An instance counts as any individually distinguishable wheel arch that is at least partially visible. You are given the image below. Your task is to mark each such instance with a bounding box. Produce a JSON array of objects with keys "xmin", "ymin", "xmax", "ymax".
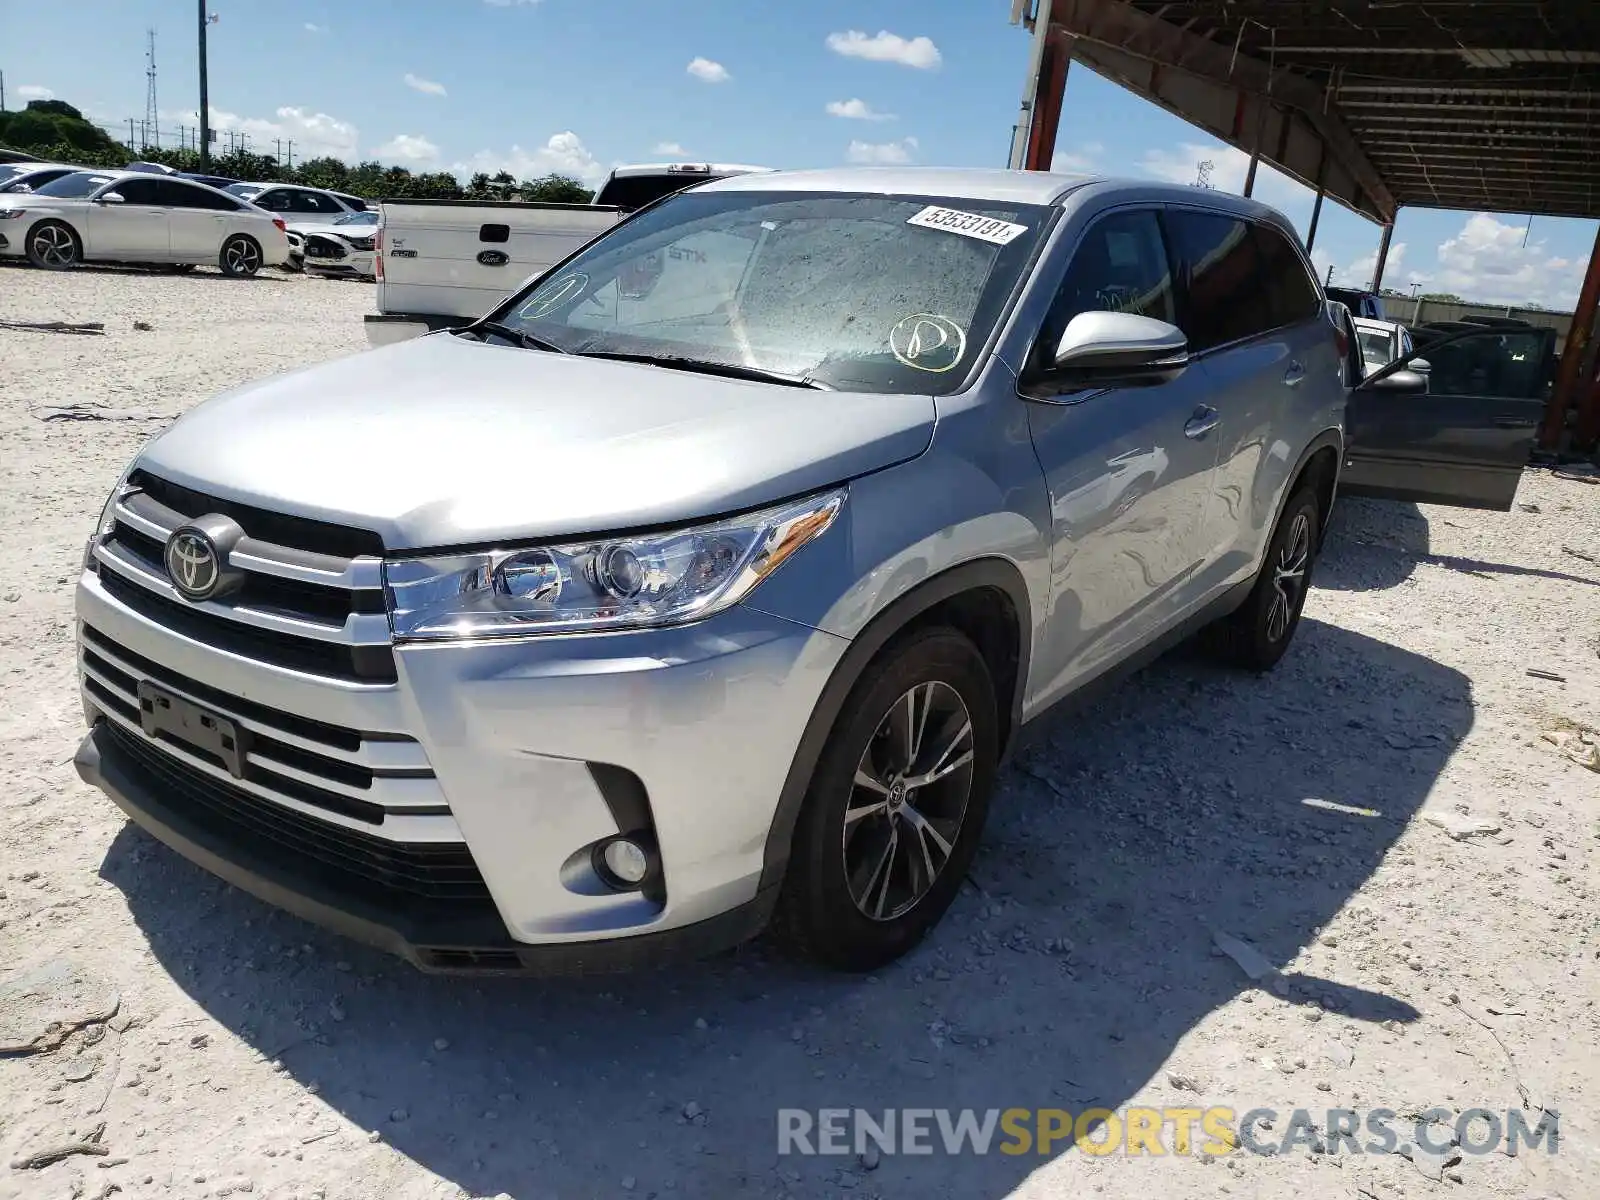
[
  {"xmin": 758, "ymin": 557, "xmax": 1031, "ymax": 894},
  {"xmin": 1286, "ymin": 430, "xmax": 1344, "ymax": 534}
]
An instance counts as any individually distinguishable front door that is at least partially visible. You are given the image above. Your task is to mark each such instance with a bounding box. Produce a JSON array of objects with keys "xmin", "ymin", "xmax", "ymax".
[
  {"xmin": 85, "ymin": 176, "xmax": 169, "ymax": 259},
  {"xmin": 1022, "ymin": 207, "xmax": 1222, "ymax": 701},
  {"xmin": 1342, "ymin": 324, "xmax": 1552, "ymax": 510}
]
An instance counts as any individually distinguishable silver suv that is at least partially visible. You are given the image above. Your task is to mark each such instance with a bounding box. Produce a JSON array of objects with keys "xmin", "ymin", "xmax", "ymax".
[{"xmin": 73, "ymin": 168, "xmax": 1534, "ymax": 974}]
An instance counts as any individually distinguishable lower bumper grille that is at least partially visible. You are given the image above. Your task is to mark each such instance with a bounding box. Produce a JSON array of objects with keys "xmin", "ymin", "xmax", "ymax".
[{"xmin": 103, "ymin": 721, "xmax": 491, "ymax": 903}]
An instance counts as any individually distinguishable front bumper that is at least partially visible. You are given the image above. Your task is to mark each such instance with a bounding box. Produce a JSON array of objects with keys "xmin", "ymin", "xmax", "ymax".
[
  {"xmin": 306, "ymin": 249, "xmax": 374, "ymax": 277},
  {"xmin": 75, "ymin": 569, "xmax": 847, "ymax": 972}
]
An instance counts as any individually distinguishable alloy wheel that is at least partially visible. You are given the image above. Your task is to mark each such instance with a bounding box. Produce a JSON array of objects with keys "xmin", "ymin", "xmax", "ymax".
[
  {"xmin": 1267, "ymin": 512, "xmax": 1312, "ymax": 642},
  {"xmin": 225, "ymin": 238, "xmax": 260, "ymax": 275},
  {"xmin": 842, "ymin": 680, "xmax": 975, "ymax": 922},
  {"xmin": 31, "ymin": 225, "xmax": 76, "ymax": 266}
]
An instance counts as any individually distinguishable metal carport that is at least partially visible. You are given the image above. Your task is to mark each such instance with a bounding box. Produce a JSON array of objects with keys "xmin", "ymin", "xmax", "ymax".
[{"xmin": 1007, "ymin": 0, "xmax": 1600, "ymax": 452}]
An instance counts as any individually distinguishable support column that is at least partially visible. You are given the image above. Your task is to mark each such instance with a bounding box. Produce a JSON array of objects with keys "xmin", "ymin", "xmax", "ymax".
[
  {"xmin": 1024, "ymin": 31, "xmax": 1071, "ymax": 172},
  {"xmin": 1243, "ymin": 151, "xmax": 1260, "ymax": 197},
  {"xmin": 1371, "ymin": 221, "xmax": 1394, "ymax": 293},
  {"xmin": 1009, "ymin": 0, "xmax": 1057, "ymax": 170},
  {"xmin": 1304, "ymin": 142, "xmax": 1327, "ymax": 252},
  {"xmin": 1545, "ymin": 222, "xmax": 1600, "ymax": 450}
]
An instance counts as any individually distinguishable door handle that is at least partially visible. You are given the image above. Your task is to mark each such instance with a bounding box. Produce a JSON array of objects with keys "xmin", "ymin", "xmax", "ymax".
[
  {"xmin": 1491, "ymin": 416, "xmax": 1537, "ymax": 429},
  {"xmin": 1282, "ymin": 361, "xmax": 1306, "ymax": 387},
  {"xmin": 1184, "ymin": 406, "xmax": 1220, "ymax": 439}
]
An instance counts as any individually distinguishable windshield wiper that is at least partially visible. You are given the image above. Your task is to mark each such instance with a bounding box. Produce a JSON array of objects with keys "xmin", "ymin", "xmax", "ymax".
[
  {"xmin": 572, "ymin": 350, "xmax": 830, "ymax": 390},
  {"xmin": 456, "ymin": 320, "xmax": 568, "ymax": 354}
]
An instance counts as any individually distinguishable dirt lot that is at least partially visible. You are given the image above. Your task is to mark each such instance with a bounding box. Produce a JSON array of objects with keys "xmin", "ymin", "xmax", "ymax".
[{"xmin": 1, "ymin": 263, "xmax": 1597, "ymax": 1200}]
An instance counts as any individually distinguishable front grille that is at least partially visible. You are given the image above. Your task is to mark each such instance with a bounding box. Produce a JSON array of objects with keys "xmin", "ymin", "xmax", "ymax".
[
  {"xmin": 304, "ymin": 234, "xmax": 347, "ymax": 260},
  {"xmin": 103, "ymin": 722, "xmax": 490, "ymax": 903},
  {"xmin": 95, "ymin": 470, "xmax": 394, "ymax": 684}
]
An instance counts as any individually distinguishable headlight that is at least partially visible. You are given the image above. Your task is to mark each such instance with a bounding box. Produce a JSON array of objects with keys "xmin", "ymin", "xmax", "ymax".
[
  {"xmin": 384, "ymin": 488, "xmax": 845, "ymax": 642},
  {"xmin": 84, "ymin": 463, "xmax": 140, "ymax": 571}
]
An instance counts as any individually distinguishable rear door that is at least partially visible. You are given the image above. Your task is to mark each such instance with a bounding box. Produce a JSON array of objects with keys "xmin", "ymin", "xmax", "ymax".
[
  {"xmin": 156, "ymin": 180, "xmax": 232, "ymax": 259},
  {"xmin": 1341, "ymin": 324, "xmax": 1552, "ymax": 510}
]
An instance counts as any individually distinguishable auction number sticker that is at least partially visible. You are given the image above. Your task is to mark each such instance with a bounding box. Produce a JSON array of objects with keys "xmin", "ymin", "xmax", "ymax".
[{"xmin": 906, "ymin": 206, "xmax": 1029, "ymax": 245}]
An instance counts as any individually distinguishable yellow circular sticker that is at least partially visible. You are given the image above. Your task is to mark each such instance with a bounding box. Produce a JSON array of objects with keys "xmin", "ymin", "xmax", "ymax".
[
  {"xmin": 889, "ymin": 313, "xmax": 967, "ymax": 373},
  {"xmin": 519, "ymin": 272, "xmax": 589, "ymax": 319}
]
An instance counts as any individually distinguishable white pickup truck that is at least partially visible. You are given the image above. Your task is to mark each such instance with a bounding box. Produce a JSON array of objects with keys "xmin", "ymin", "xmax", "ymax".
[{"xmin": 364, "ymin": 162, "xmax": 772, "ymax": 346}]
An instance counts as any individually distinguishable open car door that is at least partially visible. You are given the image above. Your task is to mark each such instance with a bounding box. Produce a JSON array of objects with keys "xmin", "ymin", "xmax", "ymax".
[{"xmin": 1341, "ymin": 323, "xmax": 1553, "ymax": 511}]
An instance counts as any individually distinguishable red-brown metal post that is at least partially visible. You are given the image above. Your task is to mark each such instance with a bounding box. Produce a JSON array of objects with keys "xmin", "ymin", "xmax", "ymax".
[
  {"xmin": 1024, "ymin": 31, "xmax": 1070, "ymax": 172},
  {"xmin": 1371, "ymin": 221, "xmax": 1394, "ymax": 293},
  {"xmin": 1542, "ymin": 222, "xmax": 1600, "ymax": 450}
]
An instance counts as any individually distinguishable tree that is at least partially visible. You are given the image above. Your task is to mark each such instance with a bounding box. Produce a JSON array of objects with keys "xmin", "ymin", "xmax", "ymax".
[
  {"xmin": 464, "ymin": 173, "xmax": 493, "ymax": 200},
  {"xmin": 1419, "ymin": 292, "xmax": 1463, "ymax": 302},
  {"xmin": 518, "ymin": 173, "xmax": 592, "ymax": 204},
  {"xmin": 488, "ymin": 170, "xmax": 517, "ymax": 201}
]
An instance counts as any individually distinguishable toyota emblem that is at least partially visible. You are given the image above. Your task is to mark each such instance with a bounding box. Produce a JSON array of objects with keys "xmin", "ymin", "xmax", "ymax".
[{"xmin": 163, "ymin": 515, "xmax": 246, "ymax": 602}]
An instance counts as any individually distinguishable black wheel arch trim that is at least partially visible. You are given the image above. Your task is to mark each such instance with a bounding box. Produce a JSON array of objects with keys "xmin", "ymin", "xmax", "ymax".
[
  {"xmin": 758, "ymin": 556, "xmax": 1032, "ymax": 894},
  {"xmin": 1282, "ymin": 428, "xmax": 1344, "ymax": 533}
]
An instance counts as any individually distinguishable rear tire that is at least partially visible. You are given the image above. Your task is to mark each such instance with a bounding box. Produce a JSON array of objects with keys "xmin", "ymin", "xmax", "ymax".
[
  {"xmin": 772, "ymin": 627, "xmax": 999, "ymax": 971},
  {"xmin": 219, "ymin": 235, "xmax": 262, "ymax": 278},
  {"xmin": 26, "ymin": 220, "xmax": 80, "ymax": 269},
  {"xmin": 1212, "ymin": 487, "xmax": 1320, "ymax": 671}
]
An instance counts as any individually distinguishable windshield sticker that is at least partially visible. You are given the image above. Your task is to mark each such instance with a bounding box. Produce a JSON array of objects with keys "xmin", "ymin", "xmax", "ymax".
[
  {"xmin": 906, "ymin": 206, "xmax": 1029, "ymax": 246},
  {"xmin": 519, "ymin": 272, "xmax": 589, "ymax": 319},
  {"xmin": 889, "ymin": 313, "xmax": 967, "ymax": 373}
]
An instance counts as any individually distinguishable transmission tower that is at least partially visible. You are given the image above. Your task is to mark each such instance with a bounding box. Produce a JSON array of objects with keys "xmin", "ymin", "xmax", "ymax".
[
  {"xmin": 145, "ymin": 29, "xmax": 159, "ymax": 149},
  {"xmin": 1194, "ymin": 159, "xmax": 1215, "ymax": 189}
]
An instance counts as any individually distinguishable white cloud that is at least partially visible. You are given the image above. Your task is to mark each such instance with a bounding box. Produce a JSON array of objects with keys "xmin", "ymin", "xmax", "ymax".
[
  {"xmin": 177, "ymin": 105, "xmax": 359, "ymax": 161},
  {"xmin": 303, "ymin": 22, "xmax": 325, "ymax": 33},
  {"xmin": 826, "ymin": 30, "xmax": 942, "ymax": 70},
  {"xmin": 686, "ymin": 57, "xmax": 730, "ymax": 84},
  {"xmin": 450, "ymin": 131, "xmax": 605, "ymax": 184},
  {"xmin": 652, "ymin": 141, "xmax": 688, "ymax": 156},
  {"xmin": 404, "ymin": 73, "xmax": 447, "ymax": 97},
  {"xmin": 375, "ymin": 134, "xmax": 440, "ymax": 165},
  {"xmin": 1430, "ymin": 213, "xmax": 1586, "ymax": 309},
  {"xmin": 847, "ymin": 137, "xmax": 919, "ymax": 165},
  {"xmin": 16, "ymin": 85, "xmax": 54, "ymax": 101},
  {"xmin": 1140, "ymin": 141, "xmax": 1301, "ymax": 206},
  {"xmin": 826, "ymin": 98, "xmax": 895, "ymax": 121}
]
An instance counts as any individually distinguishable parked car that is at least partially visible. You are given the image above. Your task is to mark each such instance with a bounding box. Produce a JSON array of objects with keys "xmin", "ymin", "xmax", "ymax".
[
  {"xmin": 179, "ymin": 172, "xmax": 243, "ymax": 190},
  {"xmin": 299, "ymin": 209, "xmax": 380, "ymax": 278},
  {"xmin": 591, "ymin": 161, "xmax": 775, "ymax": 212},
  {"xmin": 0, "ymin": 147, "xmax": 44, "ymax": 166},
  {"xmin": 224, "ymin": 182, "xmax": 362, "ymax": 218},
  {"xmin": 71, "ymin": 169, "xmax": 1536, "ymax": 976},
  {"xmin": 1325, "ymin": 285, "xmax": 1386, "ymax": 320},
  {"xmin": 0, "ymin": 169, "xmax": 289, "ymax": 275},
  {"xmin": 1353, "ymin": 316, "xmax": 1418, "ymax": 377},
  {"xmin": 364, "ymin": 163, "xmax": 775, "ymax": 346},
  {"xmin": 0, "ymin": 162, "xmax": 77, "ymax": 194},
  {"xmin": 123, "ymin": 160, "xmax": 179, "ymax": 175}
]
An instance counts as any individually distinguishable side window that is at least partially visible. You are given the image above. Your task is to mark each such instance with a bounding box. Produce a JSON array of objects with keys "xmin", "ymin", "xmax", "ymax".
[
  {"xmin": 1040, "ymin": 209, "xmax": 1176, "ymax": 356},
  {"xmin": 252, "ymin": 189, "xmax": 293, "ymax": 212},
  {"xmin": 155, "ymin": 181, "xmax": 215, "ymax": 209},
  {"xmin": 1417, "ymin": 329, "xmax": 1549, "ymax": 400},
  {"xmin": 1252, "ymin": 223, "xmax": 1321, "ymax": 328},
  {"xmin": 301, "ymin": 191, "xmax": 342, "ymax": 214},
  {"xmin": 113, "ymin": 178, "xmax": 164, "ymax": 205},
  {"xmin": 1165, "ymin": 210, "xmax": 1272, "ymax": 351}
]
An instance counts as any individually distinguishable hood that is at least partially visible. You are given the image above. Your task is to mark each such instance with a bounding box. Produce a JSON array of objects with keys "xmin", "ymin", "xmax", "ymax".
[
  {"xmin": 286, "ymin": 219, "xmax": 372, "ymax": 238},
  {"xmin": 138, "ymin": 332, "xmax": 935, "ymax": 550}
]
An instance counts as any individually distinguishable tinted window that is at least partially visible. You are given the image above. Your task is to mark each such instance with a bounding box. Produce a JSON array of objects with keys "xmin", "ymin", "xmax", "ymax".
[
  {"xmin": 113, "ymin": 178, "xmax": 165, "ymax": 205},
  {"xmin": 33, "ymin": 172, "xmax": 120, "ymax": 198},
  {"xmin": 331, "ymin": 193, "xmax": 366, "ymax": 211},
  {"xmin": 1166, "ymin": 210, "xmax": 1271, "ymax": 351},
  {"xmin": 1252, "ymin": 224, "xmax": 1321, "ymax": 326},
  {"xmin": 170, "ymin": 182, "xmax": 240, "ymax": 210},
  {"xmin": 224, "ymin": 183, "xmax": 263, "ymax": 200},
  {"xmin": 286, "ymin": 190, "xmax": 342, "ymax": 214},
  {"xmin": 1041, "ymin": 209, "xmax": 1176, "ymax": 355},
  {"xmin": 1415, "ymin": 329, "xmax": 1549, "ymax": 400},
  {"xmin": 251, "ymin": 189, "xmax": 293, "ymax": 212}
]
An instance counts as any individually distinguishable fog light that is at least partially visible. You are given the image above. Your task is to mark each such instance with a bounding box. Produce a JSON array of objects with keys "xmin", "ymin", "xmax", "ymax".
[{"xmin": 600, "ymin": 838, "xmax": 650, "ymax": 887}]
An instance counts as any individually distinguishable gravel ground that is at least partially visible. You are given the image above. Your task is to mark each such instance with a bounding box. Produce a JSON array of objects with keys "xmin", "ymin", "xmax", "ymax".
[{"xmin": 1, "ymin": 263, "xmax": 1597, "ymax": 1200}]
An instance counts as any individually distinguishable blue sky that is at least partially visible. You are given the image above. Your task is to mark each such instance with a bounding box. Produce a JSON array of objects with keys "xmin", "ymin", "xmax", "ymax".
[{"xmin": 5, "ymin": 0, "xmax": 1595, "ymax": 309}]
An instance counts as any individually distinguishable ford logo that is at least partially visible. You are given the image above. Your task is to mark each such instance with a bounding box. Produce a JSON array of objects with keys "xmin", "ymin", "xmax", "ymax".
[{"xmin": 477, "ymin": 250, "xmax": 510, "ymax": 267}]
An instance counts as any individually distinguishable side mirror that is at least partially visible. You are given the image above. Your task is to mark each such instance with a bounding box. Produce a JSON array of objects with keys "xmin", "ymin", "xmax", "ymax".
[
  {"xmin": 1038, "ymin": 311, "xmax": 1189, "ymax": 390},
  {"xmin": 97, "ymin": 191, "xmax": 125, "ymax": 204},
  {"xmin": 1360, "ymin": 368, "xmax": 1429, "ymax": 395},
  {"xmin": 1410, "ymin": 357, "xmax": 1431, "ymax": 374}
]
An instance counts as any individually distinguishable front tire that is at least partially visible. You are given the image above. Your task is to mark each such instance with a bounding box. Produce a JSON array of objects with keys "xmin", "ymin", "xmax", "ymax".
[
  {"xmin": 219, "ymin": 235, "xmax": 263, "ymax": 278},
  {"xmin": 1213, "ymin": 486, "xmax": 1320, "ymax": 671},
  {"xmin": 26, "ymin": 220, "xmax": 81, "ymax": 269},
  {"xmin": 773, "ymin": 627, "xmax": 999, "ymax": 971}
]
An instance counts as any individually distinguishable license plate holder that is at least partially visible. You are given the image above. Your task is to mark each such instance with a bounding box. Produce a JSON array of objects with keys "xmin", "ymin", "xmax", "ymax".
[{"xmin": 137, "ymin": 681, "xmax": 250, "ymax": 778}]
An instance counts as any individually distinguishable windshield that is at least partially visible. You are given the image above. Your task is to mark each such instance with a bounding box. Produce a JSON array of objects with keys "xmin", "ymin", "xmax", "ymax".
[
  {"xmin": 32, "ymin": 171, "xmax": 119, "ymax": 198},
  {"xmin": 1358, "ymin": 329, "xmax": 1393, "ymax": 365},
  {"xmin": 225, "ymin": 183, "xmax": 263, "ymax": 199},
  {"xmin": 493, "ymin": 190, "xmax": 1051, "ymax": 394},
  {"xmin": 334, "ymin": 211, "xmax": 379, "ymax": 226}
]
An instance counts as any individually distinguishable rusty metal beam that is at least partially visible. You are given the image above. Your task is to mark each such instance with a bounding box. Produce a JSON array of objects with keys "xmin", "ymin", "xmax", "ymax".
[
  {"xmin": 1371, "ymin": 221, "xmax": 1394, "ymax": 293},
  {"xmin": 1024, "ymin": 30, "xmax": 1071, "ymax": 171},
  {"xmin": 1543, "ymin": 223, "xmax": 1600, "ymax": 450}
]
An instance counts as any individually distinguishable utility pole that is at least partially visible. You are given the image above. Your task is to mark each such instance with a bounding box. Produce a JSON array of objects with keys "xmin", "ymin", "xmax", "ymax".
[
  {"xmin": 128, "ymin": 117, "xmax": 137, "ymax": 149},
  {"xmin": 198, "ymin": 0, "xmax": 214, "ymax": 168},
  {"xmin": 146, "ymin": 29, "xmax": 160, "ymax": 150},
  {"xmin": 286, "ymin": 139, "xmax": 294, "ymax": 168},
  {"xmin": 1325, "ymin": 263, "xmax": 1334, "ymax": 286},
  {"xmin": 1, "ymin": 70, "xmax": 7, "ymax": 112}
]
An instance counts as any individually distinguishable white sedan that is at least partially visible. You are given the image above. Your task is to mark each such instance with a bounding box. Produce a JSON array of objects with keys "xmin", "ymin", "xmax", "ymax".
[
  {"xmin": 297, "ymin": 210, "xmax": 380, "ymax": 278},
  {"xmin": 0, "ymin": 170, "xmax": 290, "ymax": 276}
]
